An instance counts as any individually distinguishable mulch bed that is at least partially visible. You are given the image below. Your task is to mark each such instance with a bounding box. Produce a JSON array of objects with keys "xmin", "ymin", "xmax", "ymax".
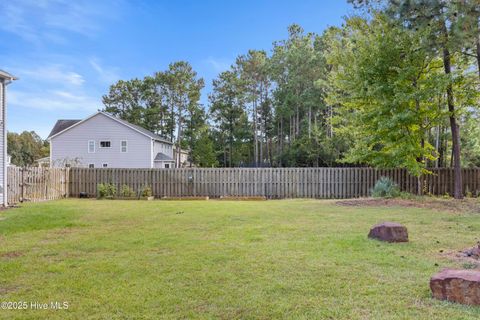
[
  {"xmin": 218, "ymin": 196, "xmax": 267, "ymax": 201},
  {"xmin": 161, "ymin": 196, "xmax": 210, "ymax": 201},
  {"xmin": 336, "ymin": 197, "xmax": 480, "ymax": 214}
]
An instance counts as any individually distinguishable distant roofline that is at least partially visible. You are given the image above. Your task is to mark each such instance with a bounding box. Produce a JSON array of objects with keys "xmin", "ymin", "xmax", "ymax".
[
  {"xmin": 154, "ymin": 152, "xmax": 175, "ymax": 162},
  {"xmin": 47, "ymin": 119, "xmax": 81, "ymax": 139},
  {"xmin": 48, "ymin": 111, "xmax": 173, "ymax": 144}
]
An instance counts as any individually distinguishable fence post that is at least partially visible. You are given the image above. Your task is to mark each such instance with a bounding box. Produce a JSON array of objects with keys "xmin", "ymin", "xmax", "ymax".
[
  {"xmin": 20, "ymin": 167, "xmax": 25, "ymax": 202},
  {"xmin": 193, "ymin": 168, "xmax": 197, "ymax": 197}
]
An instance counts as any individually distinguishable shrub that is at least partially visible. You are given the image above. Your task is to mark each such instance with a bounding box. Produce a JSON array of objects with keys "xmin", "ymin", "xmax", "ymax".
[
  {"xmin": 97, "ymin": 183, "xmax": 107, "ymax": 199},
  {"xmin": 106, "ymin": 184, "xmax": 117, "ymax": 198},
  {"xmin": 97, "ymin": 183, "xmax": 117, "ymax": 199},
  {"xmin": 141, "ymin": 186, "xmax": 152, "ymax": 197},
  {"xmin": 120, "ymin": 185, "xmax": 136, "ymax": 198},
  {"xmin": 371, "ymin": 177, "xmax": 401, "ymax": 198}
]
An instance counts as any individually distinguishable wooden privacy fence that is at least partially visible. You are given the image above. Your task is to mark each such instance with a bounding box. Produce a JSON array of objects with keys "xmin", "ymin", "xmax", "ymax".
[
  {"xmin": 69, "ymin": 167, "xmax": 480, "ymax": 199},
  {"xmin": 7, "ymin": 167, "xmax": 70, "ymax": 204}
]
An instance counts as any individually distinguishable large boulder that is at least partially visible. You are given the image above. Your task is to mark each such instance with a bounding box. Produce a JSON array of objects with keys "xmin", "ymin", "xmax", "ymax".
[
  {"xmin": 368, "ymin": 222, "xmax": 408, "ymax": 243},
  {"xmin": 430, "ymin": 269, "xmax": 480, "ymax": 305}
]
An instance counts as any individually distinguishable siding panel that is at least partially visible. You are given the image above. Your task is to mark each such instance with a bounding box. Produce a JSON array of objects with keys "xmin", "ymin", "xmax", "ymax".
[{"xmin": 50, "ymin": 113, "xmax": 165, "ymax": 168}]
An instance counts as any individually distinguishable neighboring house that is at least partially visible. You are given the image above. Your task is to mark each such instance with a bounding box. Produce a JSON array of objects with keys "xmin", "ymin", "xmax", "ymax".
[
  {"xmin": 35, "ymin": 157, "xmax": 50, "ymax": 167},
  {"xmin": 174, "ymin": 148, "xmax": 193, "ymax": 168},
  {"xmin": 48, "ymin": 112, "xmax": 175, "ymax": 168},
  {"xmin": 0, "ymin": 70, "xmax": 17, "ymax": 206}
]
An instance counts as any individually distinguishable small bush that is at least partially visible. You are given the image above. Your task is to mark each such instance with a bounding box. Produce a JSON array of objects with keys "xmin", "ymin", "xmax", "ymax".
[
  {"xmin": 97, "ymin": 183, "xmax": 117, "ymax": 199},
  {"xmin": 141, "ymin": 186, "xmax": 152, "ymax": 197},
  {"xmin": 106, "ymin": 184, "xmax": 117, "ymax": 198},
  {"xmin": 371, "ymin": 177, "xmax": 401, "ymax": 198},
  {"xmin": 97, "ymin": 183, "xmax": 107, "ymax": 199},
  {"xmin": 120, "ymin": 185, "xmax": 136, "ymax": 198}
]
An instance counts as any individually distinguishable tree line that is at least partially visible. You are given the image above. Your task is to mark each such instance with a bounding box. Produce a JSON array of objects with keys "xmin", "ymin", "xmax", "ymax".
[
  {"xmin": 7, "ymin": 131, "xmax": 49, "ymax": 167},
  {"xmin": 101, "ymin": 0, "xmax": 480, "ymax": 199}
]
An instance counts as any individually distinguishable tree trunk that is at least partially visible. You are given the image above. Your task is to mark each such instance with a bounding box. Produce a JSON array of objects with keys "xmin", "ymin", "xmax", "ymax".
[
  {"xmin": 223, "ymin": 143, "xmax": 227, "ymax": 168},
  {"xmin": 442, "ymin": 44, "xmax": 463, "ymax": 199},
  {"xmin": 170, "ymin": 105, "xmax": 175, "ymax": 141},
  {"xmin": 296, "ymin": 105, "xmax": 300, "ymax": 138},
  {"xmin": 417, "ymin": 176, "xmax": 423, "ymax": 196},
  {"xmin": 476, "ymin": 34, "xmax": 480, "ymax": 79},
  {"xmin": 435, "ymin": 125, "xmax": 441, "ymax": 168},
  {"xmin": 280, "ymin": 118, "xmax": 284, "ymax": 167},
  {"xmin": 253, "ymin": 99, "xmax": 258, "ymax": 167},
  {"xmin": 176, "ymin": 110, "xmax": 183, "ymax": 168},
  {"xmin": 229, "ymin": 136, "xmax": 233, "ymax": 168},
  {"xmin": 277, "ymin": 120, "xmax": 281, "ymax": 166},
  {"xmin": 327, "ymin": 105, "xmax": 333, "ymax": 138},
  {"xmin": 260, "ymin": 137, "xmax": 263, "ymax": 166},
  {"xmin": 439, "ymin": 127, "xmax": 446, "ymax": 168},
  {"xmin": 265, "ymin": 118, "xmax": 271, "ymax": 166},
  {"xmin": 308, "ymin": 106, "xmax": 312, "ymax": 139},
  {"xmin": 289, "ymin": 115, "xmax": 293, "ymax": 143}
]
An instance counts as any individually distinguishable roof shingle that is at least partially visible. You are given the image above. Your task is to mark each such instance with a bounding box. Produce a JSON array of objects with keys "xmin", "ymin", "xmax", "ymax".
[
  {"xmin": 47, "ymin": 120, "xmax": 81, "ymax": 138},
  {"xmin": 47, "ymin": 112, "xmax": 173, "ymax": 144},
  {"xmin": 154, "ymin": 152, "xmax": 174, "ymax": 161}
]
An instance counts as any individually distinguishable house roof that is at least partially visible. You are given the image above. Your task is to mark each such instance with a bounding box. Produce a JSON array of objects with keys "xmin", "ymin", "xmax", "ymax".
[
  {"xmin": 48, "ymin": 112, "xmax": 173, "ymax": 144},
  {"xmin": 48, "ymin": 120, "xmax": 81, "ymax": 138},
  {"xmin": 113, "ymin": 116, "xmax": 172, "ymax": 143},
  {"xmin": 154, "ymin": 152, "xmax": 174, "ymax": 162},
  {"xmin": 0, "ymin": 70, "xmax": 18, "ymax": 81}
]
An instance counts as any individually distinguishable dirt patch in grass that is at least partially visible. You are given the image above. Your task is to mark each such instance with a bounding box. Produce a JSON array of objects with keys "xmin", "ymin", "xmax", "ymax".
[
  {"xmin": 440, "ymin": 242, "xmax": 480, "ymax": 269},
  {"xmin": 336, "ymin": 197, "xmax": 480, "ymax": 213},
  {"xmin": 442, "ymin": 251, "xmax": 480, "ymax": 269},
  {"xmin": 0, "ymin": 285, "xmax": 20, "ymax": 294},
  {"xmin": 53, "ymin": 227, "xmax": 76, "ymax": 235},
  {"xmin": 0, "ymin": 251, "xmax": 24, "ymax": 259}
]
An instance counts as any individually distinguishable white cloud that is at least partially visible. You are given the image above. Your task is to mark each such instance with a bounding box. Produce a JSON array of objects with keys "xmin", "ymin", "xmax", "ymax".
[
  {"xmin": 0, "ymin": 0, "xmax": 124, "ymax": 44},
  {"xmin": 9, "ymin": 89, "xmax": 101, "ymax": 112},
  {"xmin": 205, "ymin": 57, "xmax": 231, "ymax": 73},
  {"xmin": 89, "ymin": 58, "xmax": 120, "ymax": 85},
  {"xmin": 17, "ymin": 65, "xmax": 85, "ymax": 86},
  {"xmin": 6, "ymin": 62, "xmax": 101, "ymax": 112}
]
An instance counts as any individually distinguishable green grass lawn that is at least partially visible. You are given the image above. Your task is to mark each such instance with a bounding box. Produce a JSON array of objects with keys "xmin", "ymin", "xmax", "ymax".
[{"xmin": 1, "ymin": 199, "xmax": 480, "ymax": 319}]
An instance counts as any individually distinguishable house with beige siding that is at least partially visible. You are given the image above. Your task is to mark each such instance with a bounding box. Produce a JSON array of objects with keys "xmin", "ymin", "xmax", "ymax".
[
  {"xmin": 174, "ymin": 148, "xmax": 193, "ymax": 167},
  {"xmin": 48, "ymin": 112, "xmax": 175, "ymax": 168}
]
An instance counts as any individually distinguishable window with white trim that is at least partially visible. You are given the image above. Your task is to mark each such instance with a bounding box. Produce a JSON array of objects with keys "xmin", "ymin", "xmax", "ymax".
[
  {"xmin": 121, "ymin": 140, "xmax": 127, "ymax": 153},
  {"xmin": 88, "ymin": 140, "xmax": 95, "ymax": 153},
  {"xmin": 100, "ymin": 141, "xmax": 111, "ymax": 148},
  {"xmin": 88, "ymin": 164, "xmax": 94, "ymax": 168},
  {"xmin": 102, "ymin": 163, "xmax": 108, "ymax": 168}
]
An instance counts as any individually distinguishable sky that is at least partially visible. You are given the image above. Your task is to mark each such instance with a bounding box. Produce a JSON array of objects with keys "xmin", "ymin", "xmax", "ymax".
[{"xmin": 0, "ymin": 0, "xmax": 353, "ymax": 139}]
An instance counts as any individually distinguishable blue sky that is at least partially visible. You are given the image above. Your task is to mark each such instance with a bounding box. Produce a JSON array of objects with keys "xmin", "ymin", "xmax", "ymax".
[{"xmin": 0, "ymin": 0, "xmax": 352, "ymax": 138}]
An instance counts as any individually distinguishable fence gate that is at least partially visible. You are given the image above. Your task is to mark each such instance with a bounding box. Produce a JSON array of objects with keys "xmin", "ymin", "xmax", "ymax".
[{"xmin": 7, "ymin": 167, "xmax": 70, "ymax": 205}]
